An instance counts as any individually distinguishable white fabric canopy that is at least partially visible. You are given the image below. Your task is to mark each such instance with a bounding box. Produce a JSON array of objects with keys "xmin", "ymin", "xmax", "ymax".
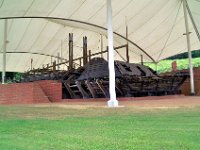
[{"xmin": 0, "ymin": 0, "xmax": 200, "ymax": 72}]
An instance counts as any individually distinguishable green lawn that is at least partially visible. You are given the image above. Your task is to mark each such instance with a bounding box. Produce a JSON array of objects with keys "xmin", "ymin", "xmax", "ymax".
[{"xmin": 0, "ymin": 105, "xmax": 200, "ymax": 150}]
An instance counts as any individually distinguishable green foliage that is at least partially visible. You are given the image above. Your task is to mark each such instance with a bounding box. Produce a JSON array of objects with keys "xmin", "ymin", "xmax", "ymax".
[
  {"xmin": 13, "ymin": 72, "xmax": 22, "ymax": 82},
  {"xmin": 0, "ymin": 72, "xmax": 22, "ymax": 83},
  {"xmin": 145, "ymin": 57, "xmax": 200, "ymax": 73},
  {"xmin": 0, "ymin": 106, "xmax": 200, "ymax": 149}
]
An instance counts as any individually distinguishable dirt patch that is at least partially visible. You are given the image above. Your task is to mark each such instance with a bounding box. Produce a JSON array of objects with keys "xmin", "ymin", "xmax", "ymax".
[
  {"xmin": 31, "ymin": 96, "xmax": 200, "ymax": 109},
  {"xmin": 1, "ymin": 96, "xmax": 200, "ymax": 119},
  {"xmin": 121, "ymin": 97, "xmax": 200, "ymax": 108},
  {"xmin": 33, "ymin": 104, "xmax": 94, "ymax": 110}
]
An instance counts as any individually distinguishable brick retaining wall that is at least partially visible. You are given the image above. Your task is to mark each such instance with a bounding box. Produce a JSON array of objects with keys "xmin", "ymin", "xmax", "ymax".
[
  {"xmin": 168, "ymin": 67, "xmax": 200, "ymax": 96},
  {"xmin": 0, "ymin": 80, "xmax": 62, "ymax": 104},
  {"xmin": 35, "ymin": 80, "xmax": 62, "ymax": 102}
]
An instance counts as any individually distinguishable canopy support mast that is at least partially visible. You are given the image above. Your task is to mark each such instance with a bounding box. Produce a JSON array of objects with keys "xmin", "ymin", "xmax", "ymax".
[
  {"xmin": 2, "ymin": 19, "xmax": 7, "ymax": 84},
  {"xmin": 107, "ymin": 0, "xmax": 118, "ymax": 107},
  {"xmin": 183, "ymin": 0, "xmax": 195, "ymax": 95},
  {"xmin": 185, "ymin": 0, "xmax": 200, "ymax": 42},
  {"xmin": 125, "ymin": 18, "xmax": 129, "ymax": 63}
]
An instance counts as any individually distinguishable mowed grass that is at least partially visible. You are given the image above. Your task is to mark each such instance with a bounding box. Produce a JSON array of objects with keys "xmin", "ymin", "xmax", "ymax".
[{"xmin": 0, "ymin": 105, "xmax": 200, "ymax": 150}]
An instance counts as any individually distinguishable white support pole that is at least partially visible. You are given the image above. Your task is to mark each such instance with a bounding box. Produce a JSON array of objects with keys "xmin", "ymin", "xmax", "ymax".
[
  {"xmin": 107, "ymin": 0, "xmax": 118, "ymax": 107},
  {"xmin": 183, "ymin": 0, "xmax": 195, "ymax": 95},
  {"xmin": 185, "ymin": 0, "xmax": 200, "ymax": 42},
  {"xmin": 2, "ymin": 19, "xmax": 8, "ymax": 84}
]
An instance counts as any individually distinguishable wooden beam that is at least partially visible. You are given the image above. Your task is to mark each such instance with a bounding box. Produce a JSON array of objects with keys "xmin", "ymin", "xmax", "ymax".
[
  {"xmin": 46, "ymin": 44, "xmax": 128, "ymax": 69},
  {"xmin": 89, "ymin": 50, "xmax": 91, "ymax": 62},
  {"xmin": 83, "ymin": 36, "xmax": 88, "ymax": 65}
]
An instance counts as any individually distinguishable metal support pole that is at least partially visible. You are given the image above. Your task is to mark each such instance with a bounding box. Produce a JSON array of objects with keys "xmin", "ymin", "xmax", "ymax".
[
  {"xmin": 69, "ymin": 33, "xmax": 73, "ymax": 70},
  {"xmin": 183, "ymin": 0, "xmax": 195, "ymax": 95},
  {"xmin": 126, "ymin": 23, "xmax": 129, "ymax": 63},
  {"xmin": 185, "ymin": 0, "xmax": 200, "ymax": 42},
  {"xmin": 107, "ymin": 0, "xmax": 118, "ymax": 107},
  {"xmin": 2, "ymin": 19, "xmax": 7, "ymax": 84}
]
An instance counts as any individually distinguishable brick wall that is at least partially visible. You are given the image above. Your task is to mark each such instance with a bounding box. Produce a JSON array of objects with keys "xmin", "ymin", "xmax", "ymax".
[
  {"xmin": 178, "ymin": 67, "xmax": 200, "ymax": 96},
  {"xmin": 33, "ymin": 83, "xmax": 50, "ymax": 103},
  {"xmin": 35, "ymin": 80, "xmax": 62, "ymax": 102},
  {"xmin": 0, "ymin": 82, "xmax": 47, "ymax": 104},
  {"xmin": 0, "ymin": 80, "xmax": 62, "ymax": 104}
]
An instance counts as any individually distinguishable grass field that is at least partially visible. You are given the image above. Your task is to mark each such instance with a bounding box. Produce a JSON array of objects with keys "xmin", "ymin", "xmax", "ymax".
[{"xmin": 0, "ymin": 105, "xmax": 200, "ymax": 150}]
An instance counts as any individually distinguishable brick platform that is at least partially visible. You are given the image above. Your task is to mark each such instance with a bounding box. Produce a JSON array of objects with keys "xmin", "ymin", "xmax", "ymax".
[{"xmin": 0, "ymin": 80, "xmax": 62, "ymax": 104}]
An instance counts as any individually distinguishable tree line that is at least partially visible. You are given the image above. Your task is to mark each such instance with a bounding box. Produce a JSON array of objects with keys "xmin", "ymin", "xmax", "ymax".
[{"xmin": 166, "ymin": 49, "xmax": 200, "ymax": 60}]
